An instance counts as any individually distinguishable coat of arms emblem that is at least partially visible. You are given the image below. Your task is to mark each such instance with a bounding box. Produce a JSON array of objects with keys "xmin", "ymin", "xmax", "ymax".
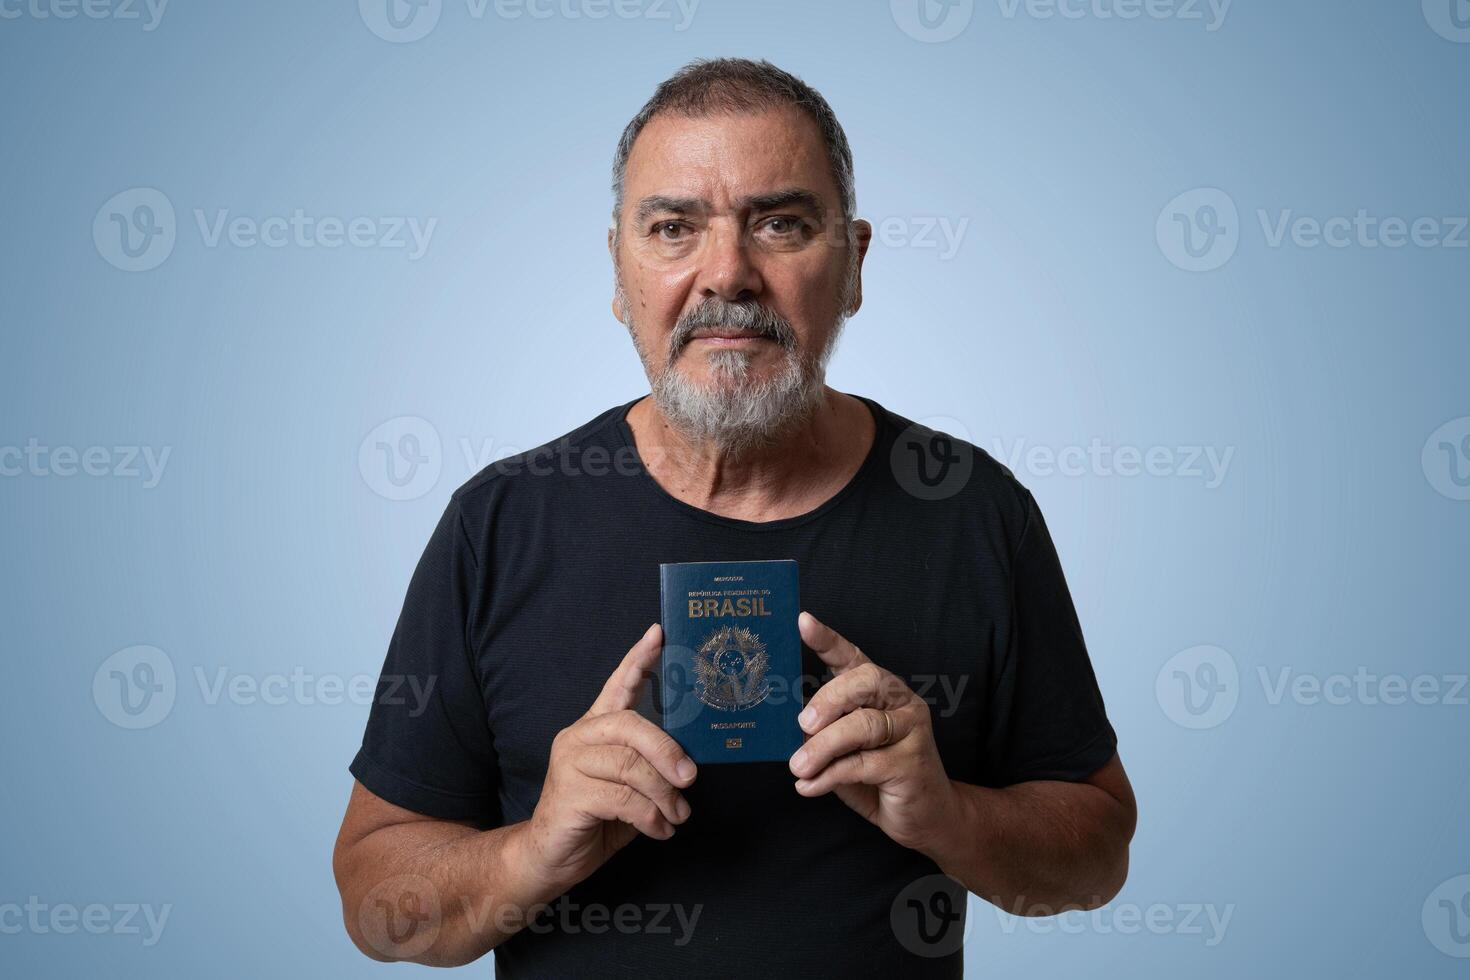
[{"xmin": 692, "ymin": 625, "xmax": 772, "ymax": 711}]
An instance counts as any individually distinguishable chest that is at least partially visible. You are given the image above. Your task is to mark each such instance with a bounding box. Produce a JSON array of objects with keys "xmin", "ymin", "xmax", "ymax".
[
  {"xmin": 471, "ymin": 520, "xmax": 1008, "ymax": 817},
  {"xmin": 473, "ymin": 520, "xmax": 1011, "ymax": 811}
]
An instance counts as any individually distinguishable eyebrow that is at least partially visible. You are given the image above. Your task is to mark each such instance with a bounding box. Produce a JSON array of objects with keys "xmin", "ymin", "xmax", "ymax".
[
  {"xmin": 633, "ymin": 188, "xmax": 828, "ymax": 226},
  {"xmin": 634, "ymin": 196, "xmax": 704, "ymax": 225},
  {"xmin": 743, "ymin": 188, "xmax": 825, "ymax": 215}
]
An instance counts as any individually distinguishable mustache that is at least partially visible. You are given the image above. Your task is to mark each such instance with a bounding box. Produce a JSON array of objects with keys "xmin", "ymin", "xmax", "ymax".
[{"xmin": 668, "ymin": 299, "xmax": 798, "ymax": 356}]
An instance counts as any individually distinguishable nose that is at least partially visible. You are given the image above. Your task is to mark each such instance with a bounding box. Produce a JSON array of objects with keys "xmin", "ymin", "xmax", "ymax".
[{"xmin": 695, "ymin": 220, "xmax": 764, "ymax": 303}]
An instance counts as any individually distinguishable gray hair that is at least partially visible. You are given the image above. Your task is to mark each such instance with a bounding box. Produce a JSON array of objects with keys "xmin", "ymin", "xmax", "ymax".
[{"xmin": 610, "ymin": 58, "xmax": 857, "ymax": 238}]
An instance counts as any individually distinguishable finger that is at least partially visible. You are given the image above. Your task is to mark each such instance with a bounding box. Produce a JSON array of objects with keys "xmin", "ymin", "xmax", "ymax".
[
  {"xmin": 589, "ymin": 622, "xmax": 663, "ymax": 717},
  {"xmin": 576, "ymin": 745, "xmax": 690, "ymax": 826},
  {"xmin": 793, "ymin": 750, "xmax": 886, "ymax": 797},
  {"xmin": 798, "ymin": 662, "xmax": 907, "ymax": 734},
  {"xmin": 799, "ymin": 611, "xmax": 871, "ymax": 676},
  {"xmin": 579, "ymin": 777, "xmax": 674, "ymax": 840},
  {"xmin": 789, "ymin": 707, "xmax": 904, "ymax": 779},
  {"xmin": 579, "ymin": 709, "xmax": 698, "ymax": 790}
]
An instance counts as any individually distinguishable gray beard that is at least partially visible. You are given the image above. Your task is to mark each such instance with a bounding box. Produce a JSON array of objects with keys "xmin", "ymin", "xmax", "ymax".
[
  {"xmin": 617, "ymin": 278, "xmax": 853, "ymax": 457},
  {"xmin": 652, "ymin": 343, "xmax": 826, "ymax": 456}
]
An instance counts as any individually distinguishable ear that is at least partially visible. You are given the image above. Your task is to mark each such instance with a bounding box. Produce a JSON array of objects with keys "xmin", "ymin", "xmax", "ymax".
[
  {"xmin": 846, "ymin": 219, "xmax": 873, "ymax": 316},
  {"xmin": 608, "ymin": 226, "xmax": 624, "ymax": 323}
]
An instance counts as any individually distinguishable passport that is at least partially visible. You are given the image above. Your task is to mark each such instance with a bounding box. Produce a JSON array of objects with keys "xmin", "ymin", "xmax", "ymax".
[{"xmin": 658, "ymin": 559, "xmax": 804, "ymax": 764}]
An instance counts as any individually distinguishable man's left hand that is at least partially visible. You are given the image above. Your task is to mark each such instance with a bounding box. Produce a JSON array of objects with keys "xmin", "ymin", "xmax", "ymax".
[{"xmin": 788, "ymin": 611, "xmax": 963, "ymax": 855}]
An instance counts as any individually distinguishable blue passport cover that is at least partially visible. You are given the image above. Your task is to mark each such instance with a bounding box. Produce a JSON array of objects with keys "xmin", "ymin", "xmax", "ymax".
[{"xmin": 658, "ymin": 559, "xmax": 804, "ymax": 764}]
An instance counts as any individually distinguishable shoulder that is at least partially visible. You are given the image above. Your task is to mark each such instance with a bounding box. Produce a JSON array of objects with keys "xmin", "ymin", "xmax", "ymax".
[
  {"xmin": 867, "ymin": 397, "xmax": 1035, "ymax": 511},
  {"xmin": 863, "ymin": 396, "xmax": 1041, "ymax": 557},
  {"xmin": 446, "ymin": 397, "xmax": 639, "ymax": 516}
]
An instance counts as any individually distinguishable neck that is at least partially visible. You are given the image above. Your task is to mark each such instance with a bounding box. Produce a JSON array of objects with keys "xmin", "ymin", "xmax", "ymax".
[{"xmin": 625, "ymin": 386, "xmax": 875, "ymax": 523}]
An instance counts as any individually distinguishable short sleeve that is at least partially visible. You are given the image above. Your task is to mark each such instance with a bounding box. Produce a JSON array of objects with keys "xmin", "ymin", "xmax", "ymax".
[
  {"xmin": 980, "ymin": 489, "xmax": 1118, "ymax": 786},
  {"xmin": 349, "ymin": 499, "xmax": 502, "ymax": 822}
]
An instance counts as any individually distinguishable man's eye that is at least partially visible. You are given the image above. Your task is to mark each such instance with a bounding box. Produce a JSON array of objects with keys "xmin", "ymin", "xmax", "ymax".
[
  {"xmin": 655, "ymin": 222, "xmax": 688, "ymax": 241},
  {"xmin": 762, "ymin": 217, "xmax": 804, "ymax": 237}
]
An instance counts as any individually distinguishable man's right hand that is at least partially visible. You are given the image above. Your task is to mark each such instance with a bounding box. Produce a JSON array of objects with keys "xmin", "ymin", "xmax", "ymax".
[
  {"xmin": 520, "ymin": 622, "xmax": 697, "ymax": 893},
  {"xmin": 333, "ymin": 623, "xmax": 694, "ymax": 966}
]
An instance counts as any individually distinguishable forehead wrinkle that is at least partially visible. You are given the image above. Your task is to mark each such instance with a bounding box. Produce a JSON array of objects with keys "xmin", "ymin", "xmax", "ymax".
[{"xmin": 624, "ymin": 108, "xmax": 843, "ymax": 220}]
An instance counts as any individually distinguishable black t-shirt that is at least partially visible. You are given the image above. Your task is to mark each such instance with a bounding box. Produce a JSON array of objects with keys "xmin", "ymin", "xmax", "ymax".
[{"xmin": 349, "ymin": 394, "xmax": 1118, "ymax": 979}]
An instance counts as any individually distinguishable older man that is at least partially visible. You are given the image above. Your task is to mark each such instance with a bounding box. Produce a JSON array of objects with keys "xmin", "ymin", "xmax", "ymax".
[{"xmin": 334, "ymin": 58, "xmax": 1135, "ymax": 977}]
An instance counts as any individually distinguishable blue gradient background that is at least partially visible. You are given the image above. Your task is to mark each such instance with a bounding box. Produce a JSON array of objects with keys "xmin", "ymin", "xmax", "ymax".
[{"xmin": 2, "ymin": 1, "xmax": 1468, "ymax": 976}]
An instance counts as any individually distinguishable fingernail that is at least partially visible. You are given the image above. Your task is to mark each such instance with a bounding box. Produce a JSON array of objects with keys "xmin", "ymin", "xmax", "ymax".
[
  {"xmin": 675, "ymin": 797, "xmax": 691, "ymax": 822},
  {"xmin": 798, "ymin": 707, "xmax": 816, "ymax": 730},
  {"xmin": 790, "ymin": 748, "xmax": 808, "ymax": 773},
  {"xmin": 677, "ymin": 758, "xmax": 696, "ymax": 782}
]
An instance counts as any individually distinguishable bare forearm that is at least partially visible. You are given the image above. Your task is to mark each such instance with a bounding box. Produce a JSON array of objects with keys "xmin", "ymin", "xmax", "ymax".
[
  {"xmin": 334, "ymin": 627, "xmax": 699, "ymax": 966},
  {"xmin": 920, "ymin": 778, "xmax": 1134, "ymax": 914},
  {"xmin": 336, "ymin": 818, "xmax": 558, "ymax": 966}
]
